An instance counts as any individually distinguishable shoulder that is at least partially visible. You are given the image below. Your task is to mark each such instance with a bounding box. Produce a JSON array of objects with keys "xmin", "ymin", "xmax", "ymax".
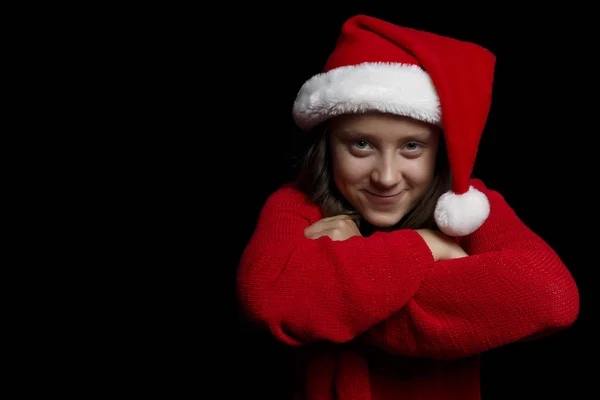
[
  {"xmin": 266, "ymin": 182, "xmax": 309, "ymax": 204},
  {"xmin": 469, "ymin": 178, "xmax": 493, "ymax": 193},
  {"xmin": 467, "ymin": 178, "xmax": 521, "ymax": 220},
  {"xmin": 261, "ymin": 182, "xmax": 323, "ymax": 222},
  {"xmin": 469, "ymin": 178, "xmax": 504, "ymax": 201}
]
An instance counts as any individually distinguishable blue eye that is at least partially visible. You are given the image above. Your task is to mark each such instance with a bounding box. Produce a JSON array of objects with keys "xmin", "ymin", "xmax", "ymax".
[
  {"xmin": 353, "ymin": 140, "xmax": 371, "ymax": 150},
  {"xmin": 404, "ymin": 142, "xmax": 421, "ymax": 151}
]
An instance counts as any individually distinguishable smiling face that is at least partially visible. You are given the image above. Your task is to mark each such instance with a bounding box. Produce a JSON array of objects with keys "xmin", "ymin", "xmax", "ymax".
[{"xmin": 329, "ymin": 112, "xmax": 442, "ymax": 228}]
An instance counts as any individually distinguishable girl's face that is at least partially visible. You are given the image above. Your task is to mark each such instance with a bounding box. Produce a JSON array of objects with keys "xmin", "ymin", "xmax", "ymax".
[{"xmin": 329, "ymin": 112, "xmax": 441, "ymax": 228}]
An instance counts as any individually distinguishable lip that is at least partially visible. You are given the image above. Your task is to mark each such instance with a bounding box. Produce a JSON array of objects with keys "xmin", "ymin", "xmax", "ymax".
[{"xmin": 364, "ymin": 190, "xmax": 405, "ymax": 204}]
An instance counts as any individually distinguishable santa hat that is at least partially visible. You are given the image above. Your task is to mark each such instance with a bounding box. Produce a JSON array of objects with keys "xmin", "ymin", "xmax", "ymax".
[{"xmin": 292, "ymin": 15, "xmax": 496, "ymax": 236}]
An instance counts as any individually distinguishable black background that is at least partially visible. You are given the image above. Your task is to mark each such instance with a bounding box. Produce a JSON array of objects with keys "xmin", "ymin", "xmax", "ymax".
[{"xmin": 130, "ymin": 5, "xmax": 595, "ymax": 399}]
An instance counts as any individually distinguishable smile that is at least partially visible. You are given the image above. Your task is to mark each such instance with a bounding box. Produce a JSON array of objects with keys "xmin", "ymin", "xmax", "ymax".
[{"xmin": 364, "ymin": 190, "xmax": 406, "ymax": 204}]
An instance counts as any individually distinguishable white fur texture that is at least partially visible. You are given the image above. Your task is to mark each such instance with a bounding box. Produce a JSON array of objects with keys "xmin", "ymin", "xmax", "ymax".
[
  {"xmin": 292, "ymin": 62, "xmax": 441, "ymax": 131},
  {"xmin": 434, "ymin": 186, "xmax": 490, "ymax": 236}
]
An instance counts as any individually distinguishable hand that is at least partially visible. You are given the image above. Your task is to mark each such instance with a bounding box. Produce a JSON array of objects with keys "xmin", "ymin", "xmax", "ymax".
[
  {"xmin": 304, "ymin": 215, "xmax": 362, "ymax": 241},
  {"xmin": 415, "ymin": 229, "xmax": 468, "ymax": 261}
]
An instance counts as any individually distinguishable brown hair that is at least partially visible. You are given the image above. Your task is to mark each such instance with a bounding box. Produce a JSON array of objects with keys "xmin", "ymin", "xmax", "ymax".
[{"xmin": 294, "ymin": 123, "xmax": 452, "ymax": 235}]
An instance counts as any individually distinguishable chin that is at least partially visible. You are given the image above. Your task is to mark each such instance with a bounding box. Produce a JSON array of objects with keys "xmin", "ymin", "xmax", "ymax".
[{"xmin": 363, "ymin": 213, "xmax": 403, "ymax": 229}]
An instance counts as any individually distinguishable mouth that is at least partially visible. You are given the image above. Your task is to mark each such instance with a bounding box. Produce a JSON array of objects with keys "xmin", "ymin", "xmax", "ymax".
[
  {"xmin": 367, "ymin": 191, "xmax": 403, "ymax": 198},
  {"xmin": 364, "ymin": 189, "xmax": 406, "ymax": 204}
]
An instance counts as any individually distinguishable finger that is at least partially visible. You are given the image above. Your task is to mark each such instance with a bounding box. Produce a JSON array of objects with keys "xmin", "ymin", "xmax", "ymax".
[
  {"xmin": 305, "ymin": 228, "xmax": 333, "ymax": 240},
  {"xmin": 308, "ymin": 227, "xmax": 358, "ymax": 241},
  {"xmin": 304, "ymin": 223, "xmax": 328, "ymax": 238},
  {"xmin": 319, "ymin": 214, "xmax": 354, "ymax": 222},
  {"xmin": 306, "ymin": 228, "xmax": 345, "ymax": 240},
  {"xmin": 304, "ymin": 222, "xmax": 322, "ymax": 237},
  {"xmin": 304, "ymin": 215, "xmax": 351, "ymax": 236},
  {"xmin": 305, "ymin": 220, "xmax": 346, "ymax": 237}
]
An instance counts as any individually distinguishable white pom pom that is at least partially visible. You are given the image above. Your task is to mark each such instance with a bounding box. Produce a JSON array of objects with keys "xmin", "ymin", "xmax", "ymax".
[{"xmin": 434, "ymin": 186, "xmax": 490, "ymax": 236}]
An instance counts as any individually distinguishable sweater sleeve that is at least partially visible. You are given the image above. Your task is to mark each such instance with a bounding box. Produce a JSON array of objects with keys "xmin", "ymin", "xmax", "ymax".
[
  {"xmin": 236, "ymin": 185, "xmax": 435, "ymax": 346},
  {"xmin": 362, "ymin": 179, "xmax": 580, "ymax": 360}
]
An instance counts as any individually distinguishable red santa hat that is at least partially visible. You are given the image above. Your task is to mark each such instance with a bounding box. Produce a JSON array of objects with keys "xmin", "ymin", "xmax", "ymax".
[{"xmin": 292, "ymin": 15, "xmax": 496, "ymax": 236}]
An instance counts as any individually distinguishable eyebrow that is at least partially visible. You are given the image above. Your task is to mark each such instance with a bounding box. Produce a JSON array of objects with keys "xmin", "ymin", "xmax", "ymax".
[{"xmin": 337, "ymin": 130, "xmax": 432, "ymax": 142}]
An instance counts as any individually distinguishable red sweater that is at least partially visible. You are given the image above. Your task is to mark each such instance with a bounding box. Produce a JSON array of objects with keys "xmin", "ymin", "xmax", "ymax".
[{"xmin": 237, "ymin": 179, "xmax": 579, "ymax": 399}]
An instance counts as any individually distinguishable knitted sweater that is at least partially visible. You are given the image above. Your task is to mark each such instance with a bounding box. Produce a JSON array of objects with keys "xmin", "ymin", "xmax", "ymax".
[{"xmin": 237, "ymin": 179, "xmax": 579, "ymax": 399}]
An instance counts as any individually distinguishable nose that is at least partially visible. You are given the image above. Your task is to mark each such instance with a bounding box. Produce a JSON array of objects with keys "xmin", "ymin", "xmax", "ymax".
[{"xmin": 371, "ymin": 155, "xmax": 401, "ymax": 189}]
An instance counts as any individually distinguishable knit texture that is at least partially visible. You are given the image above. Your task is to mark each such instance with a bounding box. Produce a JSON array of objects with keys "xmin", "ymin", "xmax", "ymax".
[{"xmin": 237, "ymin": 179, "xmax": 579, "ymax": 399}]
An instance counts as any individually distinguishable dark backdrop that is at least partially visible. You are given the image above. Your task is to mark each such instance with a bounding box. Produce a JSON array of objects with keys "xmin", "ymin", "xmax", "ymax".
[{"xmin": 136, "ymin": 6, "xmax": 594, "ymax": 399}]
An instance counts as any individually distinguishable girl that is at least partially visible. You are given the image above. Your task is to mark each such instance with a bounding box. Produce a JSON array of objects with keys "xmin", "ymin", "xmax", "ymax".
[{"xmin": 236, "ymin": 14, "xmax": 579, "ymax": 400}]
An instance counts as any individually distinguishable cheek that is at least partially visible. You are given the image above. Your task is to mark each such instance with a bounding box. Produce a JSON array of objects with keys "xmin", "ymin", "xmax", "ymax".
[
  {"xmin": 332, "ymin": 153, "xmax": 371, "ymax": 184},
  {"xmin": 404, "ymin": 156, "xmax": 437, "ymax": 184}
]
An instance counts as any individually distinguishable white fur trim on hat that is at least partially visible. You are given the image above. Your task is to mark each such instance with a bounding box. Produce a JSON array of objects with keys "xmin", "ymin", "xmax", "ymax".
[
  {"xmin": 292, "ymin": 62, "xmax": 441, "ymax": 131},
  {"xmin": 434, "ymin": 186, "xmax": 490, "ymax": 237}
]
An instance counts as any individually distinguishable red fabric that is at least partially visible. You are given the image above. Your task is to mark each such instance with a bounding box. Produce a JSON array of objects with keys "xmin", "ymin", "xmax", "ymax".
[
  {"xmin": 237, "ymin": 179, "xmax": 579, "ymax": 399},
  {"xmin": 324, "ymin": 15, "xmax": 496, "ymax": 195}
]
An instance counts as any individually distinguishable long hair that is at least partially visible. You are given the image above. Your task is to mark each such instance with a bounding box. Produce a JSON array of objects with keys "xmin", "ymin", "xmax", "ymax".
[{"xmin": 294, "ymin": 123, "xmax": 452, "ymax": 235}]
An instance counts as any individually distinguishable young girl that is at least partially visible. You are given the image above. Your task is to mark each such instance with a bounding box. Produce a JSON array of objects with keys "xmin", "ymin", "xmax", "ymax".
[{"xmin": 236, "ymin": 14, "xmax": 579, "ymax": 400}]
